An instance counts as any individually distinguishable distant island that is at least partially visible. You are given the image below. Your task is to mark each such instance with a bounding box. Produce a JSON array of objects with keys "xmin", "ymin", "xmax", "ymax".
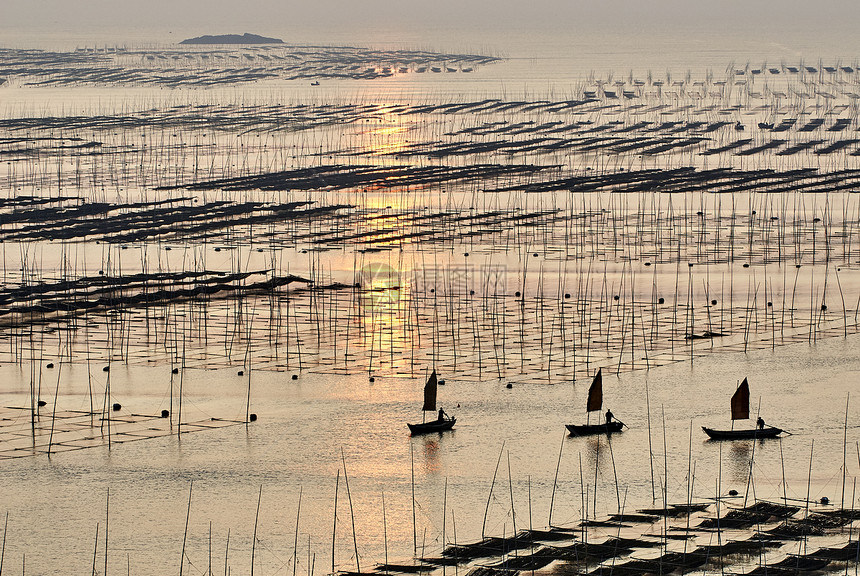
[{"xmin": 179, "ymin": 33, "xmax": 284, "ymax": 45}]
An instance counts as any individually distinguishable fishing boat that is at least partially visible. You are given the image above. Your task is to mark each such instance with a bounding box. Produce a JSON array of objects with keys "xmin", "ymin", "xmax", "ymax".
[
  {"xmin": 701, "ymin": 377, "xmax": 785, "ymax": 440},
  {"xmin": 566, "ymin": 422, "xmax": 624, "ymax": 435},
  {"xmin": 407, "ymin": 418, "xmax": 456, "ymax": 435},
  {"xmin": 407, "ymin": 370, "xmax": 455, "ymax": 436},
  {"xmin": 565, "ymin": 369, "xmax": 625, "ymax": 436},
  {"xmin": 702, "ymin": 426, "xmax": 783, "ymax": 440}
]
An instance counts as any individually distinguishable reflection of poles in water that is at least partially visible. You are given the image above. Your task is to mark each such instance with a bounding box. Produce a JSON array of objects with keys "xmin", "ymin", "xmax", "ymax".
[
  {"xmin": 180, "ymin": 481, "xmax": 192, "ymax": 576},
  {"xmin": 251, "ymin": 485, "xmax": 262, "ymax": 576},
  {"xmin": 593, "ymin": 434, "xmax": 599, "ymax": 517},
  {"xmin": 646, "ymin": 381, "xmax": 656, "ymax": 503},
  {"xmin": 179, "ymin": 318, "xmax": 186, "ymax": 433},
  {"xmin": 29, "ymin": 325, "xmax": 36, "ymax": 445},
  {"xmin": 104, "ymin": 488, "xmax": 109, "ymax": 576},
  {"xmin": 244, "ymin": 301, "xmax": 256, "ymax": 425},
  {"xmin": 0, "ymin": 512, "xmax": 7, "ymax": 576},
  {"xmin": 607, "ymin": 434, "xmax": 621, "ymax": 514},
  {"xmin": 716, "ymin": 442, "xmax": 723, "ymax": 568},
  {"xmin": 90, "ymin": 521, "xmax": 99, "ymax": 576},
  {"xmin": 548, "ymin": 431, "xmax": 565, "ymax": 527},
  {"xmin": 451, "ymin": 508, "xmax": 459, "ymax": 576},
  {"xmin": 683, "ymin": 419, "xmax": 695, "ymax": 562},
  {"xmin": 331, "ymin": 470, "xmax": 339, "ymax": 575},
  {"xmin": 841, "ymin": 393, "xmax": 850, "ymax": 511},
  {"xmin": 382, "ymin": 490, "xmax": 389, "ymax": 575},
  {"xmin": 86, "ymin": 317, "xmax": 95, "ymax": 427},
  {"xmin": 410, "ymin": 443, "xmax": 417, "ymax": 557},
  {"xmin": 804, "ymin": 441, "xmax": 814, "ymax": 555},
  {"xmin": 780, "ymin": 438, "xmax": 788, "ymax": 506},
  {"xmin": 661, "ymin": 406, "xmax": 668, "ymax": 549},
  {"xmin": 743, "ymin": 397, "xmax": 762, "ymax": 506},
  {"xmin": 527, "ymin": 475, "xmax": 533, "ymax": 534},
  {"xmin": 579, "ymin": 452, "xmax": 587, "ymax": 565},
  {"xmin": 341, "ymin": 449, "xmax": 361, "ymax": 574},
  {"xmin": 507, "ymin": 451, "xmax": 517, "ymax": 557},
  {"xmin": 441, "ymin": 479, "xmax": 447, "ymax": 571},
  {"xmin": 103, "ymin": 359, "xmax": 111, "ymax": 448},
  {"xmin": 687, "ymin": 263, "xmax": 694, "ymax": 364},
  {"xmin": 834, "ymin": 266, "xmax": 847, "ymax": 337},
  {"xmin": 208, "ymin": 522, "xmax": 212, "ymax": 576},
  {"xmin": 482, "ymin": 442, "xmax": 505, "ymax": 539},
  {"xmin": 293, "ymin": 487, "xmax": 302, "ymax": 576},
  {"xmin": 47, "ymin": 352, "xmax": 64, "ymax": 457},
  {"xmin": 308, "ymin": 535, "xmax": 315, "ymax": 576}
]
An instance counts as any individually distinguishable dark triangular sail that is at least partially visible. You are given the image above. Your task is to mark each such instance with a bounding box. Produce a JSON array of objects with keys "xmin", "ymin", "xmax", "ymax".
[
  {"xmin": 731, "ymin": 377, "xmax": 750, "ymax": 420},
  {"xmin": 422, "ymin": 371, "xmax": 438, "ymax": 412},
  {"xmin": 586, "ymin": 369, "xmax": 603, "ymax": 412}
]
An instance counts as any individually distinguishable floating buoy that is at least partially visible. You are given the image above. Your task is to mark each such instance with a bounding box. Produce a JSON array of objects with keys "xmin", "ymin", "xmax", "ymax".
[
  {"xmin": 112, "ymin": 403, "xmax": 121, "ymax": 411},
  {"xmin": 161, "ymin": 409, "xmax": 169, "ymax": 418}
]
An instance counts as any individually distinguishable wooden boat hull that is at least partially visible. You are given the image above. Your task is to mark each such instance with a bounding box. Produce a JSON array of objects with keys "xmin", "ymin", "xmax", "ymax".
[
  {"xmin": 408, "ymin": 418, "xmax": 456, "ymax": 435},
  {"xmin": 566, "ymin": 422, "xmax": 624, "ymax": 436},
  {"xmin": 702, "ymin": 426, "xmax": 783, "ymax": 440}
]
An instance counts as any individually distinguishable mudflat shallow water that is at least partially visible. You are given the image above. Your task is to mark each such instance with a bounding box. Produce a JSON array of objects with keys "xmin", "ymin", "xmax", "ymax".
[{"xmin": 2, "ymin": 21, "xmax": 860, "ymax": 576}]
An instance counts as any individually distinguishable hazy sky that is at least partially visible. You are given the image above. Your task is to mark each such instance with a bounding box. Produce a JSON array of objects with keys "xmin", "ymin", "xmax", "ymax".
[
  {"xmin": 3, "ymin": 0, "xmax": 859, "ymax": 54},
  {"xmin": 5, "ymin": 0, "xmax": 859, "ymax": 33}
]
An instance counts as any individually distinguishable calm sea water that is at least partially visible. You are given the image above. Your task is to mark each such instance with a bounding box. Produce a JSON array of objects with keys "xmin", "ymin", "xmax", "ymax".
[{"xmin": 2, "ymin": 335, "xmax": 860, "ymax": 576}]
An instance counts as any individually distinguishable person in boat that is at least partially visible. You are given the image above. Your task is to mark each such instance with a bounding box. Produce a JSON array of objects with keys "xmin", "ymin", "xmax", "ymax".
[
  {"xmin": 438, "ymin": 408, "xmax": 447, "ymax": 422},
  {"xmin": 757, "ymin": 416, "xmax": 765, "ymax": 429},
  {"xmin": 605, "ymin": 409, "xmax": 614, "ymax": 425}
]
